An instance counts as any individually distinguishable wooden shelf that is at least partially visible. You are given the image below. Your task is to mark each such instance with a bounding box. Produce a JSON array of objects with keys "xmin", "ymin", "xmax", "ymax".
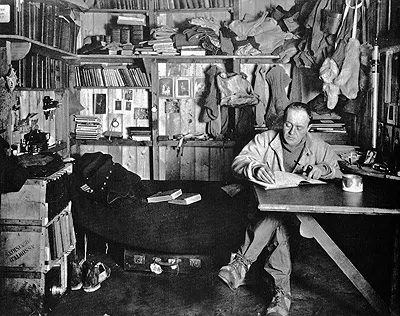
[
  {"xmin": 155, "ymin": 7, "xmax": 234, "ymax": 13},
  {"xmin": 0, "ymin": 35, "xmax": 76, "ymax": 60},
  {"xmin": 66, "ymin": 54, "xmax": 280, "ymax": 64},
  {"xmin": 74, "ymin": 138, "xmax": 152, "ymax": 146},
  {"xmin": 85, "ymin": 8, "xmax": 149, "ymax": 14},
  {"xmin": 158, "ymin": 140, "xmax": 237, "ymax": 147},
  {"xmin": 75, "ymin": 86, "xmax": 151, "ymax": 89}
]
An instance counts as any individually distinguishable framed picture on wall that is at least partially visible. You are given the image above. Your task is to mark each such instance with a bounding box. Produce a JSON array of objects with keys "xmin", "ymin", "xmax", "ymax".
[
  {"xmin": 115, "ymin": 99, "xmax": 122, "ymax": 111},
  {"xmin": 159, "ymin": 77, "xmax": 173, "ymax": 98},
  {"xmin": 175, "ymin": 78, "xmax": 191, "ymax": 98},
  {"xmin": 387, "ymin": 103, "xmax": 396, "ymax": 125},
  {"xmin": 93, "ymin": 93, "xmax": 107, "ymax": 114}
]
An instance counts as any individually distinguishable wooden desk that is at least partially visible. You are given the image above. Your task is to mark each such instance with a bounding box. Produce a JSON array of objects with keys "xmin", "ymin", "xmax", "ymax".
[{"xmin": 254, "ymin": 177, "xmax": 400, "ymax": 316}]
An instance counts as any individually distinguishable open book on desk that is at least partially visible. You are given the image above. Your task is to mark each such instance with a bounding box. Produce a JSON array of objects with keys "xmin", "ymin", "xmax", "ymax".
[{"xmin": 250, "ymin": 171, "xmax": 326, "ymax": 190}]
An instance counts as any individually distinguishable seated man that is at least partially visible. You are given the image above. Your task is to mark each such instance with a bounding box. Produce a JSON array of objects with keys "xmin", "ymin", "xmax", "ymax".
[{"xmin": 218, "ymin": 102, "xmax": 342, "ymax": 316}]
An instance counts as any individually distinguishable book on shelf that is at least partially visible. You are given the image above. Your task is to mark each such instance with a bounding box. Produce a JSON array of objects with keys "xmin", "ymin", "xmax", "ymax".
[
  {"xmin": 180, "ymin": 47, "xmax": 206, "ymax": 56},
  {"xmin": 147, "ymin": 188, "xmax": 183, "ymax": 203},
  {"xmin": 117, "ymin": 14, "xmax": 146, "ymax": 26},
  {"xmin": 168, "ymin": 193, "xmax": 202, "ymax": 205},
  {"xmin": 250, "ymin": 171, "xmax": 326, "ymax": 190}
]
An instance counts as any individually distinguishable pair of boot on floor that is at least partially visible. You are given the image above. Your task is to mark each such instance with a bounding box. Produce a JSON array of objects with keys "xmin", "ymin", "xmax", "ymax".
[
  {"xmin": 70, "ymin": 260, "xmax": 111, "ymax": 293},
  {"xmin": 219, "ymin": 253, "xmax": 291, "ymax": 316}
]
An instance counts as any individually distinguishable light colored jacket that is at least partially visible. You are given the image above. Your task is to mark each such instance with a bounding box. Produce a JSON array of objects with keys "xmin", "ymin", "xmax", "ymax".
[{"xmin": 232, "ymin": 130, "xmax": 341, "ymax": 181}]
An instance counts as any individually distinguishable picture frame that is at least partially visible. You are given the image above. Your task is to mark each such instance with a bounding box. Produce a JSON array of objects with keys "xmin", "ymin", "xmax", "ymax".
[
  {"xmin": 384, "ymin": 50, "xmax": 393, "ymax": 103},
  {"xmin": 115, "ymin": 99, "xmax": 122, "ymax": 111},
  {"xmin": 194, "ymin": 77, "xmax": 206, "ymax": 99},
  {"xmin": 125, "ymin": 101, "xmax": 132, "ymax": 111},
  {"xmin": 159, "ymin": 77, "xmax": 174, "ymax": 98},
  {"xmin": 93, "ymin": 93, "xmax": 107, "ymax": 114},
  {"xmin": 175, "ymin": 77, "xmax": 191, "ymax": 98},
  {"xmin": 387, "ymin": 103, "xmax": 396, "ymax": 125}
]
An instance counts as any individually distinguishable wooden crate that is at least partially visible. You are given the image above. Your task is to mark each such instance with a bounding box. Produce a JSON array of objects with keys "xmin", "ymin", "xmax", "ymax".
[
  {"xmin": 0, "ymin": 166, "xmax": 76, "ymax": 314},
  {"xmin": 0, "ymin": 254, "xmax": 69, "ymax": 314},
  {"xmin": 0, "ymin": 203, "xmax": 75, "ymax": 271},
  {"xmin": 0, "ymin": 166, "xmax": 70, "ymax": 225}
]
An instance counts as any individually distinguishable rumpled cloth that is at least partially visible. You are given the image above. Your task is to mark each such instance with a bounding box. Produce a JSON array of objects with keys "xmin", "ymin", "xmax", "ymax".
[
  {"xmin": 216, "ymin": 72, "xmax": 259, "ymax": 108},
  {"xmin": 265, "ymin": 65, "xmax": 291, "ymax": 129},
  {"xmin": 253, "ymin": 65, "xmax": 270, "ymax": 127},
  {"xmin": 201, "ymin": 65, "xmax": 227, "ymax": 138}
]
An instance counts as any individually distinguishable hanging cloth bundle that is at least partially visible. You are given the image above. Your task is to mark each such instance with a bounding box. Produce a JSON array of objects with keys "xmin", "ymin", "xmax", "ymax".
[
  {"xmin": 333, "ymin": 0, "xmax": 362, "ymax": 99},
  {"xmin": 320, "ymin": 0, "xmax": 362, "ymax": 109}
]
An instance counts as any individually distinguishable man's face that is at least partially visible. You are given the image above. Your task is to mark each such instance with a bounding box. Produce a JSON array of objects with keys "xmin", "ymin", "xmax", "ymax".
[{"xmin": 282, "ymin": 108, "xmax": 310, "ymax": 146}]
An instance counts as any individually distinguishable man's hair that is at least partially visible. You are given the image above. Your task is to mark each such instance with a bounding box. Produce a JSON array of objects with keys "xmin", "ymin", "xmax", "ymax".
[{"xmin": 283, "ymin": 102, "xmax": 312, "ymax": 122}]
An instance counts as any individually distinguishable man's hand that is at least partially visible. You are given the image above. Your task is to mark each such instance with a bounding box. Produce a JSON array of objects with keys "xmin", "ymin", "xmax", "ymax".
[
  {"xmin": 304, "ymin": 164, "xmax": 327, "ymax": 180},
  {"xmin": 253, "ymin": 165, "xmax": 275, "ymax": 184}
]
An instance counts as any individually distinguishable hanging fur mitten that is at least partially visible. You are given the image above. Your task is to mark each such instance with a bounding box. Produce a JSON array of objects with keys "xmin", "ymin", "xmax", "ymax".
[
  {"xmin": 333, "ymin": 38, "xmax": 360, "ymax": 99},
  {"xmin": 323, "ymin": 82, "xmax": 340, "ymax": 109},
  {"xmin": 319, "ymin": 57, "xmax": 339, "ymax": 84}
]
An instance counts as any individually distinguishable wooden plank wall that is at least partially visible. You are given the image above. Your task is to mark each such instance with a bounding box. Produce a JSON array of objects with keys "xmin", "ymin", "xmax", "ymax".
[
  {"xmin": 72, "ymin": 87, "xmax": 151, "ymax": 179},
  {"xmin": 156, "ymin": 62, "xmax": 292, "ymax": 181},
  {"xmin": 17, "ymin": 90, "xmax": 70, "ymax": 157}
]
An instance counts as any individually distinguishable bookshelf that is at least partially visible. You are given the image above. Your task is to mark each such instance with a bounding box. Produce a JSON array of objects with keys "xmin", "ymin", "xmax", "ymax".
[{"xmin": 378, "ymin": 45, "xmax": 400, "ymax": 174}]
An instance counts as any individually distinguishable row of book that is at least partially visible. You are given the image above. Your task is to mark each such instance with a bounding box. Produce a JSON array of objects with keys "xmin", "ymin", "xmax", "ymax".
[
  {"xmin": 74, "ymin": 66, "xmax": 150, "ymax": 88},
  {"xmin": 155, "ymin": 0, "xmax": 233, "ymax": 9},
  {"xmin": 12, "ymin": 52, "xmax": 70, "ymax": 89},
  {"xmin": 46, "ymin": 207, "xmax": 76, "ymax": 261},
  {"xmin": 92, "ymin": 0, "xmax": 149, "ymax": 10},
  {"xmin": 309, "ymin": 112, "xmax": 347, "ymax": 134},
  {"xmin": 3, "ymin": 0, "xmax": 80, "ymax": 54},
  {"xmin": 74, "ymin": 115, "xmax": 102, "ymax": 140}
]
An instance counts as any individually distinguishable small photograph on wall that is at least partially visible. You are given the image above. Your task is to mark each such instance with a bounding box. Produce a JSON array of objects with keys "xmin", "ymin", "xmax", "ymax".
[
  {"xmin": 387, "ymin": 103, "xmax": 397, "ymax": 125},
  {"xmin": 194, "ymin": 78, "xmax": 206, "ymax": 99},
  {"xmin": 175, "ymin": 78, "xmax": 191, "ymax": 98},
  {"xmin": 165, "ymin": 99, "xmax": 180, "ymax": 113},
  {"xmin": 159, "ymin": 78, "xmax": 173, "ymax": 98},
  {"xmin": 93, "ymin": 93, "xmax": 107, "ymax": 114},
  {"xmin": 125, "ymin": 90, "xmax": 133, "ymax": 100},
  {"xmin": 377, "ymin": 122, "xmax": 384, "ymax": 152},
  {"xmin": 134, "ymin": 108, "xmax": 149, "ymax": 120},
  {"xmin": 167, "ymin": 63, "xmax": 181, "ymax": 76},
  {"xmin": 115, "ymin": 99, "xmax": 122, "ymax": 111},
  {"xmin": 394, "ymin": 127, "xmax": 400, "ymax": 153},
  {"xmin": 126, "ymin": 101, "xmax": 132, "ymax": 111}
]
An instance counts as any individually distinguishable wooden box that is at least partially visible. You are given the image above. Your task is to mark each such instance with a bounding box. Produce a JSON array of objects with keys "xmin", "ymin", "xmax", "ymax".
[
  {"xmin": 0, "ymin": 166, "xmax": 70, "ymax": 225},
  {"xmin": 0, "ymin": 166, "xmax": 76, "ymax": 314}
]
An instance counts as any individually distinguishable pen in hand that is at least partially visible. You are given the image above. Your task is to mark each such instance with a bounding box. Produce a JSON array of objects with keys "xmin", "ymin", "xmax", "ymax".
[
  {"xmin": 294, "ymin": 160, "xmax": 313, "ymax": 175},
  {"xmin": 254, "ymin": 165, "xmax": 275, "ymax": 184}
]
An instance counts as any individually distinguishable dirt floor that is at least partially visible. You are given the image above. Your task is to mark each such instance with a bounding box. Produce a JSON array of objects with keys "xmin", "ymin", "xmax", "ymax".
[
  {"xmin": 44, "ymin": 236, "xmax": 380, "ymax": 316},
  {"xmin": 1, "ymin": 214, "xmax": 398, "ymax": 316},
  {"xmin": 6, "ymin": 227, "xmax": 388, "ymax": 316}
]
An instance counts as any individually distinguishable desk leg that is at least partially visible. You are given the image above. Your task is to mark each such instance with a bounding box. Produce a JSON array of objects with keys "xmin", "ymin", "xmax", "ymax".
[{"xmin": 296, "ymin": 213, "xmax": 390, "ymax": 315}]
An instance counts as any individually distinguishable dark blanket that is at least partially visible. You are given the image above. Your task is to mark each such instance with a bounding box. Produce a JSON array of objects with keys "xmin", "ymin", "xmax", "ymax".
[{"xmin": 71, "ymin": 180, "xmax": 251, "ymax": 261}]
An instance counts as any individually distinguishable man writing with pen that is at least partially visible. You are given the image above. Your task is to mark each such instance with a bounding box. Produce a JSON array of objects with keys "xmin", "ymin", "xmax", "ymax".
[{"xmin": 218, "ymin": 102, "xmax": 342, "ymax": 316}]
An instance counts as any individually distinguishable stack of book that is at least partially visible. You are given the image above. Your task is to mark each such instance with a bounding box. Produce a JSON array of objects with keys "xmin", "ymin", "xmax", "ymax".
[
  {"xmin": 74, "ymin": 115, "xmax": 102, "ymax": 140},
  {"xmin": 126, "ymin": 127, "xmax": 152, "ymax": 141},
  {"xmin": 149, "ymin": 39, "xmax": 178, "ymax": 55},
  {"xmin": 309, "ymin": 117, "xmax": 346, "ymax": 134},
  {"xmin": 180, "ymin": 45, "xmax": 206, "ymax": 56}
]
